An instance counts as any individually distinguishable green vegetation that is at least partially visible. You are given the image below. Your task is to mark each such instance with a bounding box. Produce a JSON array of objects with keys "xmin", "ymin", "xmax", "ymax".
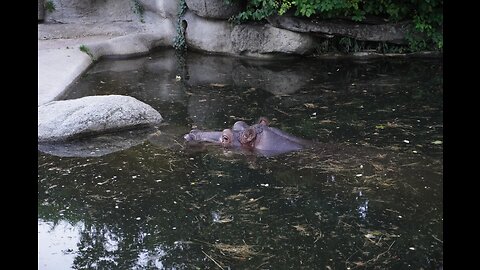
[
  {"xmin": 314, "ymin": 37, "xmax": 408, "ymax": 55},
  {"xmin": 231, "ymin": 0, "xmax": 443, "ymax": 52},
  {"xmin": 44, "ymin": 0, "xmax": 56, "ymax": 13},
  {"xmin": 173, "ymin": 0, "xmax": 188, "ymax": 52},
  {"xmin": 79, "ymin": 45, "xmax": 94, "ymax": 60},
  {"xmin": 132, "ymin": 0, "xmax": 145, "ymax": 23}
]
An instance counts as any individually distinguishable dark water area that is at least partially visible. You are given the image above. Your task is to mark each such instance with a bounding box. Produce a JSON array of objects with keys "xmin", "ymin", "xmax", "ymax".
[{"xmin": 38, "ymin": 49, "xmax": 443, "ymax": 269}]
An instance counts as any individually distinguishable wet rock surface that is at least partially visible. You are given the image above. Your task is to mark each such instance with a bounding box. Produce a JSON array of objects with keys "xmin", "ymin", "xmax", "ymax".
[
  {"xmin": 267, "ymin": 15, "xmax": 410, "ymax": 44},
  {"xmin": 184, "ymin": 11, "xmax": 316, "ymax": 56},
  {"xmin": 38, "ymin": 127, "xmax": 155, "ymax": 157},
  {"xmin": 185, "ymin": 0, "xmax": 245, "ymax": 19},
  {"xmin": 38, "ymin": 95, "xmax": 163, "ymax": 142}
]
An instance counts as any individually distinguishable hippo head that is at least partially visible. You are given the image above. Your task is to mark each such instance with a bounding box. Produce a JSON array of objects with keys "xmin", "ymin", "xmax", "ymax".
[
  {"xmin": 221, "ymin": 124, "xmax": 257, "ymax": 149},
  {"xmin": 184, "ymin": 117, "xmax": 310, "ymax": 156}
]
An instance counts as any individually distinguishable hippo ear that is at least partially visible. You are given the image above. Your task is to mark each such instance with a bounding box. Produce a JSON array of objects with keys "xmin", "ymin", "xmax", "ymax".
[
  {"xmin": 258, "ymin": 117, "xmax": 269, "ymax": 126},
  {"xmin": 240, "ymin": 127, "xmax": 256, "ymax": 145},
  {"xmin": 233, "ymin": 121, "xmax": 249, "ymax": 131}
]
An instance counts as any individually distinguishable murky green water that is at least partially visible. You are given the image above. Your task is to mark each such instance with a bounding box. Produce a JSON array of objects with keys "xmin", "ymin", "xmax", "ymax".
[{"xmin": 38, "ymin": 49, "xmax": 443, "ymax": 269}]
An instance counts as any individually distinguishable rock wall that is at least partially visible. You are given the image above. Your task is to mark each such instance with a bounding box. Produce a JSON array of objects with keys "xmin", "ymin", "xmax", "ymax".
[
  {"xmin": 42, "ymin": 0, "xmax": 176, "ymax": 22},
  {"xmin": 40, "ymin": 0, "xmax": 318, "ymax": 57},
  {"xmin": 185, "ymin": 0, "xmax": 244, "ymax": 19},
  {"xmin": 183, "ymin": 10, "xmax": 316, "ymax": 56},
  {"xmin": 38, "ymin": 0, "xmax": 45, "ymax": 21},
  {"xmin": 39, "ymin": 0, "xmax": 178, "ymax": 49},
  {"xmin": 39, "ymin": 0, "xmax": 416, "ymax": 56},
  {"xmin": 44, "ymin": 0, "xmax": 137, "ymax": 23}
]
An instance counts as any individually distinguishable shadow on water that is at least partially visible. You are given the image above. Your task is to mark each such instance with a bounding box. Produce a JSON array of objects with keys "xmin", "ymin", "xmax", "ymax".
[{"xmin": 39, "ymin": 49, "xmax": 443, "ymax": 269}]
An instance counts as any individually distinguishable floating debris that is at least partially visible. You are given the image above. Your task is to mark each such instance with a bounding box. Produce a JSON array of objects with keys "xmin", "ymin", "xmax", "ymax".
[
  {"xmin": 213, "ymin": 243, "xmax": 258, "ymax": 261},
  {"xmin": 210, "ymin": 83, "xmax": 227, "ymax": 87}
]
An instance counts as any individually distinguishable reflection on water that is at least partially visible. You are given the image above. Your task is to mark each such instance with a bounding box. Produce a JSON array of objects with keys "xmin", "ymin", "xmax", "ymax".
[
  {"xmin": 39, "ymin": 49, "xmax": 443, "ymax": 269},
  {"xmin": 38, "ymin": 220, "xmax": 83, "ymax": 270}
]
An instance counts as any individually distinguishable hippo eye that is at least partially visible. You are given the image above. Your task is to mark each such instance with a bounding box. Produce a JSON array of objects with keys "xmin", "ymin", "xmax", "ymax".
[{"xmin": 222, "ymin": 135, "xmax": 229, "ymax": 142}]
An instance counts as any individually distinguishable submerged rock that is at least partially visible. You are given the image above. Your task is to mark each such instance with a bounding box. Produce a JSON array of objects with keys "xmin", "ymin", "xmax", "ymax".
[
  {"xmin": 38, "ymin": 127, "xmax": 155, "ymax": 157},
  {"xmin": 38, "ymin": 95, "xmax": 163, "ymax": 142}
]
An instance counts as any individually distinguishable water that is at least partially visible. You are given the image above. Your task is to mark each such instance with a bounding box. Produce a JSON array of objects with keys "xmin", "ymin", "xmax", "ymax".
[{"xmin": 38, "ymin": 49, "xmax": 443, "ymax": 269}]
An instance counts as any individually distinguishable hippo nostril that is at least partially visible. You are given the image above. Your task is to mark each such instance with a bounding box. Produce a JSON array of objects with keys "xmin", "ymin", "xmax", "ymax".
[{"xmin": 184, "ymin": 134, "xmax": 194, "ymax": 141}]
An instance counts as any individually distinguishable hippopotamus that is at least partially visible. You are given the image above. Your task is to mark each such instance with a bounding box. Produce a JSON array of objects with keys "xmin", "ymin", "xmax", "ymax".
[{"xmin": 184, "ymin": 117, "xmax": 311, "ymax": 156}]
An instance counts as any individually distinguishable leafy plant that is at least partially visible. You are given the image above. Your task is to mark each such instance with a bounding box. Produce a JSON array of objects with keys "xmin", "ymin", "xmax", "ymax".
[
  {"xmin": 79, "ymin": 45, "xmax": 94, "ymax": 60},
  {"xmin": 232, "ymin": 0, "xmax": 443, "ymax": 52},
  {"xmin": 44, "ymin": 0, "xmax": 56, "ymax": 13},
  {"xmin": 312, "ymin": 36, "xmax": 411, "ymax": 55},
  {"xmin": 173, "ymin": 0, "xmax": 188, "ymax": 52},
  {"xmin": 339, "ymin": 37, "xmax": 352, "ymax": 53},
  {"xmin": 132, "ymin": 0, "xmax": 145, "ymax": 23}
]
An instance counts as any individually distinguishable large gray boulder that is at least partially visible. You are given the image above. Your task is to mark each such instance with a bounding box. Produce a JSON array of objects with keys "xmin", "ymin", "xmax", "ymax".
[
  {"xmin": 185, "ymin": 0, "xmax": 244, "ymax": 19},
  {"xmin": 231, "ymin": 24, "xmax": 316, "ymax": 55},
  {"xmin": 184, "ymin": 11, "xmax": 316, "ymax": 56},
  {"xmin": 38, "ymin": 95, "xmax": 163, "ymax": 142}
]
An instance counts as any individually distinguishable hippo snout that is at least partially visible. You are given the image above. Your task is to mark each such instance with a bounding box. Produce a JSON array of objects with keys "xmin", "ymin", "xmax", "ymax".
[
  {"xmin": 183, "ymin": 129, "xmax": 223, "ymax": 144},
  {"xmin": 184, "ymin": 133, "xmax": 194, "ymax": 141},
  {"xmin": 183, "ymin": 129, "xmax": 199, "ymax": 142}
]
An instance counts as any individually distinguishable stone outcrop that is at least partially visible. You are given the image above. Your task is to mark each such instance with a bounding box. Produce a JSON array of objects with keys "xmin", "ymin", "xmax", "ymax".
[
  {"xmin": 85, "ymin": 32, "xmax": 174, "ymax": 59},
  {"xmin": 184, "ymin": 11, "xmax": 316, "ymax": 56},
  {"xmin": 267, "ymin": 15, "xmax": 410, "ymax": 44},
  {"xmin": 185, "ymin": 0, "xmax": 244, "ymax": 19},
  {"xmin": 38, "ymin": 95, "xmax": 163, "ymax": 142},
  {"xmin": 231, "ymin": 24, "xmax": 316, "ymax": 55}
]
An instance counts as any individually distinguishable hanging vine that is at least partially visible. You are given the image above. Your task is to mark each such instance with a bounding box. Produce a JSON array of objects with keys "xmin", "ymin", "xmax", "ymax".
[
  {"xmin": 173, "ymin": 0, "xmax": 187, "ymax": 52},
  {"xmin": 132, "ymin": 0, "xmax": 145, "ymax": 23}
]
